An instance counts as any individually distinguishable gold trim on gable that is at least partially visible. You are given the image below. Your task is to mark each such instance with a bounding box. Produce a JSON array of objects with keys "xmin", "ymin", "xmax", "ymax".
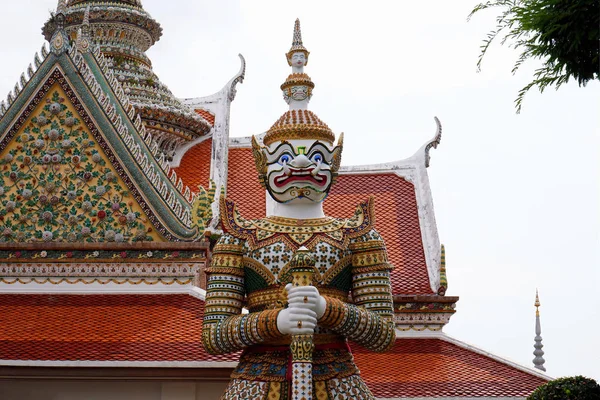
[{"xmin": 0, "ymin": 81, "xmax": 163, "ymax": 243}]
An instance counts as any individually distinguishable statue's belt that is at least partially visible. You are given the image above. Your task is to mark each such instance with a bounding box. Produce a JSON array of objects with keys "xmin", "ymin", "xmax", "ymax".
[{"xmin": 241, "ymin": 340, "xmax": 352, "ymax": 381}]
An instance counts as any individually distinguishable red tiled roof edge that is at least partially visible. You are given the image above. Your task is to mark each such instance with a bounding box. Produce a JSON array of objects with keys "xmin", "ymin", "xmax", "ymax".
[
  {"xmin": 352, "ymin": 333, "xmax": 550, "ymax": 399},
  {"xmin": 0, "ymin": 292, "xmax": 240, "ymax": 366},
  {"xmin": 438, "ymin": 333, "xmax": 552, "ymax": 381}
]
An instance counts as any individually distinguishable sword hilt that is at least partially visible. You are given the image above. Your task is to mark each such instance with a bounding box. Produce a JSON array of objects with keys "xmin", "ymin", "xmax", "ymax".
[{"xmin": 288, "ymin": 246, "xmax": 317, "ymax": 400}]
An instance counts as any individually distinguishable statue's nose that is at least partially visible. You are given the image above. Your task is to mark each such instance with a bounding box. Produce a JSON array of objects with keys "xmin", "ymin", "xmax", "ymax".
[{"xmin": 292, "ymin": 154, "xmax": 311, "ymax": 168}]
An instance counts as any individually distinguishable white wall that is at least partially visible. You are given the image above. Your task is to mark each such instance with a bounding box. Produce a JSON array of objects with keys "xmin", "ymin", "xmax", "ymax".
[{"xmin": 0, "ymin": 380, "xmax": 228, "ymax": 400}]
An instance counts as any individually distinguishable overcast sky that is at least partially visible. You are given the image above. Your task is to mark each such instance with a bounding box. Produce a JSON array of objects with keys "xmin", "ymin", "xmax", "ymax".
[{"xmin": 2, "ymin": 0, "xmax": 599, "ymax": 381}]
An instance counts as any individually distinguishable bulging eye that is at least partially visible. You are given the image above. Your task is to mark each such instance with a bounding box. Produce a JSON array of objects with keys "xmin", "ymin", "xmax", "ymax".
[
  {"xmin": 311, "ymin": 153, "xmax": 323, "ymax": 163},
  {"xmin": 278, "ymin": 154, "xmax": 291, "ymax": 164}
]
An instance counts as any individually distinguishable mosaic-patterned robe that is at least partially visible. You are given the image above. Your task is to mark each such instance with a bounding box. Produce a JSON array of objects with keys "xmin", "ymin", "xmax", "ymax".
[{"xmin": 203, "ymin": 197, "xmax": 396, "ymax": 400}]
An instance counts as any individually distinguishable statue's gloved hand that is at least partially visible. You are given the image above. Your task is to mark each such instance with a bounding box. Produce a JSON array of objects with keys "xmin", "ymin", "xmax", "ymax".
[
  {"xmin": 276, "ymin": 284, "xmax": 327, "ymax": 335},
  {"xmin": 287, "ymin": 284, "xmax": 327, "ymax": 319},
  {"xmin": 277, "ymin": 306, "xmax": 316, "ymax": 335}
]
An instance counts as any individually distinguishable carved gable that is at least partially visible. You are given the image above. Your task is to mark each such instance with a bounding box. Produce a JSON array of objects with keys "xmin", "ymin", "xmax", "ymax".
[{"xmin": 0, "ymin": 80, "xmax": 162, "ymax": 243}]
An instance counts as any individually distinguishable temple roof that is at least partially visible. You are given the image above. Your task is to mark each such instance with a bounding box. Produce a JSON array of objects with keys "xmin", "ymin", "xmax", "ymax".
[
  {"xmin": 354, "ymin": 337, "xmax": 549, "ymax": 398},
  {"xmin": 0, "ymin": 292, "xmax": 548, "ymax": 398},
  {"xmin": 0, "ymin": 293, "xmax": 237, "ymax": 365}
]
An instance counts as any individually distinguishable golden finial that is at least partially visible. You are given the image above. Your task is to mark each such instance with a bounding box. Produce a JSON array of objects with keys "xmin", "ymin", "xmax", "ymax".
[
  {"xmin": 534, "ymin": 289, "xmax": 541, "ymax": 317},
  {"xmin": 438, "ymin": 244, "xmax": 447, "ymax": 295}
]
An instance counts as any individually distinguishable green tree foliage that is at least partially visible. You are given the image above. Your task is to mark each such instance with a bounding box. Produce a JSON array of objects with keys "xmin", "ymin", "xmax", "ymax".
[
  {"xmin": 528, "ymin": 376, "xmax": 600, "ymax": 400},
  {"xmin": 469, "ymin": 0, "xmax": 600, "ymax": 112}
]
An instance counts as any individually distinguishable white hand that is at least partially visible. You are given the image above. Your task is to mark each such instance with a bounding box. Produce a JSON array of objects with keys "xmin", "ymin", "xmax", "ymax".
[
  {"xmin": 276, "ymin": 284, "xmax": 327, "ymax": 335},
  {"xmin": 287, "ymin": 284, "xmax": 326, "ymax": 319},
  {"xmin": 276, "ymin": 307, "xmax": 317, "ymax": 335}
]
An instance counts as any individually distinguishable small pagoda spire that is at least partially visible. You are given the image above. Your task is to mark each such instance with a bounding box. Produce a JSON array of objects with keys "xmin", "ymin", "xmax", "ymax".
[
  {"xmin": 532, "ymin": 289, "xmax": 546, "ymax": 372},
  {"xmin": 50, "ymin": 0, "xmax": 71, "ymax": 55},
  {"xmin": 57, "ymin": 0, "xmax": 67, "ymax": 14},
  {"xmin": 82, "ymin": 5, "xmax": 91, "ymax": 27},
  {"xmin": 75, "ymin": 6, "xmax": 92, "ymax": 53}
]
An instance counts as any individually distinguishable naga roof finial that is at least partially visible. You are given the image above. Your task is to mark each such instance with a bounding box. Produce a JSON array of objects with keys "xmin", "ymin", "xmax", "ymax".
[
  {"xmin": 532, "ymin": 289, "xmax": 546, "ymax": 372},
  {"xmin": 286, "ymin": 18, "xmax": 310, "ymax": 66}
]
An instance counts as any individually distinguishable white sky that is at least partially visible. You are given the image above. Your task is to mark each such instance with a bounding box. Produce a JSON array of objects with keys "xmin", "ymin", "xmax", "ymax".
[{"xmin": 2, "ymin": 0, "xmax": 599, "ymax": 381}]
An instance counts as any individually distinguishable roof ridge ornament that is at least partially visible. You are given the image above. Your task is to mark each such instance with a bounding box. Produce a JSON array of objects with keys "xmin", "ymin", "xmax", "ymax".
[
  {"xmin": 532, "ymin": 289, "xmax": 546, "ymax": 372},
  {"xmin": 50, "ymin": 0, "xmax": 71, "ymax": 55},
  {"xmin": 437, "ymin": 244, "xmax": 448, "ymax": 295},
  {"xmin": 425, "ymin": 117, "xmax": 442, "ymax": 168}
]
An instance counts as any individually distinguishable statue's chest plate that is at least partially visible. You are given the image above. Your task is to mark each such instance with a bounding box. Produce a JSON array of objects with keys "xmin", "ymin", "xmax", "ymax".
[{"xmin": 242, "ymin": 222, "xmax": 352, "ymax": 292}]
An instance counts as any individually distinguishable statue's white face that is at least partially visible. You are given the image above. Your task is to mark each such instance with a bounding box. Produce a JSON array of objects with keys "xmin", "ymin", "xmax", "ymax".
[
  {"xmin": 291, "ymin": 86, "xmax": 308, "ymax": 101},
  {"xmin": 291, "ymin": 52, "xmax": 306, "ymax": 68},
  {"xmin": 263, "ymin": 139, "xmax": 338, "ymax": 204}
]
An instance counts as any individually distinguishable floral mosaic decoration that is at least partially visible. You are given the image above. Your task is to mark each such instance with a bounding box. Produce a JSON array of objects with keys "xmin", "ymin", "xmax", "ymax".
[{"xmin": 0, "ymin": 89, "xmax": 154, "ymax": 243}]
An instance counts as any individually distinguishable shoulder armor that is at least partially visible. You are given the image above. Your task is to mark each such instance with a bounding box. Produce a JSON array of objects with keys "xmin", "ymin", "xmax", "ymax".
[
  {"xmin": 343, "ymin": 196, "xmax": 376, "ymax": 238},
  {"xmin": 219, "ymin": 197, "xmax": 256, "ymax": 239}
]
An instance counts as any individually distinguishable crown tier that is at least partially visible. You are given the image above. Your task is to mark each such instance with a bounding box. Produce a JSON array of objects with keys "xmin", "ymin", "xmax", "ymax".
[{"xmin": 264, "ymin": 110, "xmax": 335, "ymax": 146}]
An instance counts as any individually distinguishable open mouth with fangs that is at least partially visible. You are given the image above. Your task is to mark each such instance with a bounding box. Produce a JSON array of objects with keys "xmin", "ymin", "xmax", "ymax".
[{"xmin": 273, "ymin": 167, "xmax": 327, "ymax": 188}]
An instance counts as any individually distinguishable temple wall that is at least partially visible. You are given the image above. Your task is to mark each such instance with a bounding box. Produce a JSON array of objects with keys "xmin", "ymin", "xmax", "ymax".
[{"xmin": 0, "ymin": 380, "xmax": 228, "ymax": 400}]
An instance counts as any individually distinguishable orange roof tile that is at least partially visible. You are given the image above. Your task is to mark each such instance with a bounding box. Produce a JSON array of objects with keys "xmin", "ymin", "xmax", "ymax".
[
  {"xmin": 327, "ymin": 174, "xmax": 433, "ymax": 295},
  {"xmin": 172, "ymin": 138, "xmax": 212, "ymax": 191},
  {"xmin": 227, "ymin": 147, "xmax": 266, "ymax": 219},
  {"xmin": 194, "ymin": 109, "xmax": 216, "ymax": 127},
  {"xmin": 0, "ymin": 294, "xmax": 237, "ymax": 363},
  {"xmin": 352, "ymin": 338, "xmax": 548, "ymax": 398}
]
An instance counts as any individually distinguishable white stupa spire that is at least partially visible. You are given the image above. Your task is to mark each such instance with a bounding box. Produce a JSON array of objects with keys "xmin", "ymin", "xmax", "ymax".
[{"xmin": 532, "ymin": 289, "xmax": 546, "ymax": 372}]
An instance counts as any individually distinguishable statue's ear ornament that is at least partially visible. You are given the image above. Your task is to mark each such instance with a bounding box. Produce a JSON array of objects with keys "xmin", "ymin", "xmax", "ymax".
[
  {"xmin": 331, "ymin": 132, "xmax": 344, "ymax": 177},
  {"xmin": 252, "ymin": 135, "xmax": 267, "ymax": 188}
]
